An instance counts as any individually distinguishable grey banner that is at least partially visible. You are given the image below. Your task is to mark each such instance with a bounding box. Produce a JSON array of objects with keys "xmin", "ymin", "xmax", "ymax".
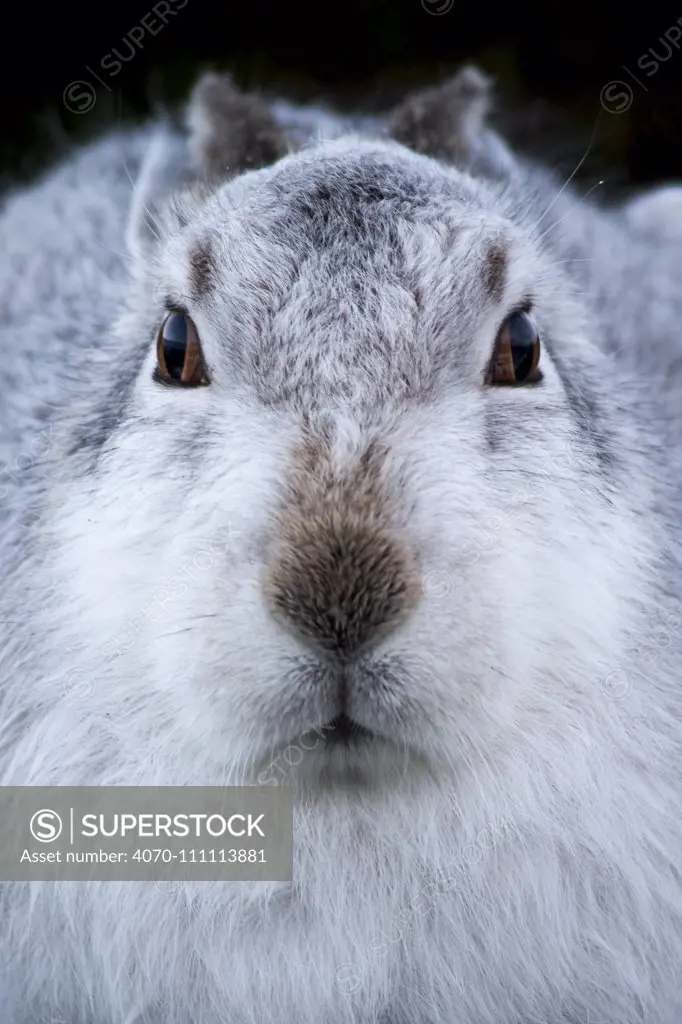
[{"xmin": 0, "ymin": 787, "xmax": 293, "ymax": 881}]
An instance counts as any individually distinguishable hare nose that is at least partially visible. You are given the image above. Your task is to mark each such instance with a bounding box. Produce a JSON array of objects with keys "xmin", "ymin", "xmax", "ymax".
[{"xmin": 264, "ymin": 517, "xmax": 421, "ymax": 660}]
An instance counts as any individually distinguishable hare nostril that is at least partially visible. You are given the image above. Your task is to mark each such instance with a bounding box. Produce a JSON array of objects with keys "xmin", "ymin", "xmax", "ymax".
[
  {"xmin": 323, "ymin": 714, "xmax": 374, "ymax": 744},
  {"xmin": 264, "ymin": 519, "xmax": 421, "ymax": 660}
]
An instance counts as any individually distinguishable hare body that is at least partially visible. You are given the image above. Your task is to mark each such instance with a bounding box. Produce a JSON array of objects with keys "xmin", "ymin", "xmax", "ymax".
[{"xmin": 1, "ymin": 73, "xmax": 682, "ymax": 1024}]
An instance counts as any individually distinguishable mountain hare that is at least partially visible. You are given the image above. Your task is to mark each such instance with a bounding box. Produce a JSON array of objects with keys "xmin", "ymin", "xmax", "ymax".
[{"xmin": 1, "ymin": 66, "xmax": 682, "ymax": 1024}]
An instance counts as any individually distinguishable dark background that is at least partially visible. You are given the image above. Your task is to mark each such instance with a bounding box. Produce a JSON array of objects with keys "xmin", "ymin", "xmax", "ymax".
[{"xmin": 2, "ymin": 1, "xmax": 682, "ymax": 192}]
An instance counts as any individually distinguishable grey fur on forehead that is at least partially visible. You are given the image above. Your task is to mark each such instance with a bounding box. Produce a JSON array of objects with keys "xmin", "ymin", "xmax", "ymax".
[
  {"xmin": 168, "ymin": 134, "xmax": 607, "ymax": 468},
  {"xmin": 171, "ymin": 146, "xmax": 518, "ymax": 416}
]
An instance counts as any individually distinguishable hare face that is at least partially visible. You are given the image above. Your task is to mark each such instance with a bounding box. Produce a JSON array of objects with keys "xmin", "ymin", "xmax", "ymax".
[{"xmin": 47, "ymin": 139, "xmax": 651, "ymax": 790}]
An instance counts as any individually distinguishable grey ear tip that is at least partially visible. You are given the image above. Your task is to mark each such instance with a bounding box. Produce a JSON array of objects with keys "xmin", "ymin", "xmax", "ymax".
[
  {"xmin": 188, "ymin": 70, "xmax": 242, "ymax": 116},
  {"xmin": 440, "ymin": 64, "xmax": 494, "ymax": 107},
  {"xmin": 185, "ymin": 69, "xmax": 288, "ymax": 182},
  {"xmin": 454, "ymin": 64, "xmax": 493, "ymax": 93},
  {"xmin": 390, "ymin": 63, "xmax": 494, "ymax": 123},
  {"xmin": 387, "ymin": 62, "xmax": 500, "ymax": 165}
]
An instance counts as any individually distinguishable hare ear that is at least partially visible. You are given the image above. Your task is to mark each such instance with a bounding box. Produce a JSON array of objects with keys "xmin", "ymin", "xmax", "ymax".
[
  {"xmin": 186, "ymin": 71, "xmax": 289, "ymax": 182},
  {"xmin": 126, "ymin": 75, "xmax": 288, "ymax": 262},
  {"xmin": 388, "ymin": 65, "xmax": 515, "ymax": 178},
  {"xmin": 125, "ymin": 126, "xmax": 196, "ymax": 263}
]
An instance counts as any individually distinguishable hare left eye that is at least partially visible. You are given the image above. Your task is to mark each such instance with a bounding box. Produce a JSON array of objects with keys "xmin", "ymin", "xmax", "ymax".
[
  {"xmin": 156, "ymin": 311, "xmax": 210, "ymax": 387},
  {"xmin": 486, "ymin": 311, "xmax": 541, "ymax": 386}
]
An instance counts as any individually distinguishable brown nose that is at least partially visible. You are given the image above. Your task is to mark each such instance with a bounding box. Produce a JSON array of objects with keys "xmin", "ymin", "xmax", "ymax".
[{"xmin": 264, "ymin": 515, "xmax": 420, "ymax": 659}]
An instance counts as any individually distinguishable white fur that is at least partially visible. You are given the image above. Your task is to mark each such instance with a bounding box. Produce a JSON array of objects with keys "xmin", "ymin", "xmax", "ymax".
[{"xmin": 625, "ymin": 184, "xmax": 682, "ymax": 240}]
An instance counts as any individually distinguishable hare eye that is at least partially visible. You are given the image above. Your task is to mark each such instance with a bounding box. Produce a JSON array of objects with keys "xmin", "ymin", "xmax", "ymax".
[
  {"xmin": 156, "ymin": 312, "xmax": 209, "ymax": 387},
  {"xmin": 486, "ymin": 311, "xmax": 541, "ymax": 385}
]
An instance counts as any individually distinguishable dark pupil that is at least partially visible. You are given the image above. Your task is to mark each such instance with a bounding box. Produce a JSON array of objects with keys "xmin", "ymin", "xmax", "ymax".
[
  {"xmin": 162, "ymin": 314, "xmax": 188, "ymax": 380},
  {"xmin": 507, "ymin": 312, "xmax": 537, "ymax": 379}
]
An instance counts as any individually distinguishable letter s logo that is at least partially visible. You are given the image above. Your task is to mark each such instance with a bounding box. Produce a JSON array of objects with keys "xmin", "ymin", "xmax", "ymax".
[{"xmin": 29, "ymin": 809, "xmax": 63, "ymax": 842}]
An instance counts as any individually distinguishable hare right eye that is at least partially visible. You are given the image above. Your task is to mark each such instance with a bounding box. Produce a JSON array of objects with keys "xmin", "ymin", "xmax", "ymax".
[
  {"xmin": 155, "ymin": 311, "xmax": 210, "ymax": 388},
  {"xmin": 486, "ymin": 310, "xmax": 542, "ymax": 386}
]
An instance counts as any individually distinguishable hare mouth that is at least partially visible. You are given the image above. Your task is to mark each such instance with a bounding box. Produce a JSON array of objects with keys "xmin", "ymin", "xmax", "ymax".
[{"xmin": 322, "ymin": 713, "xmax": 375, "ymax": 745}]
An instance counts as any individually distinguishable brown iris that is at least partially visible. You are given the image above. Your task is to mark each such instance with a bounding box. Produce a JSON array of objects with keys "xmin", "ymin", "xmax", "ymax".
[
  {"xmin": 156, "ymin": 311, "xmax": 209, "ymax": 386},
  {"xmin": 486, "ymin": 310, "xmax": 541, "ymax": 385}
]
